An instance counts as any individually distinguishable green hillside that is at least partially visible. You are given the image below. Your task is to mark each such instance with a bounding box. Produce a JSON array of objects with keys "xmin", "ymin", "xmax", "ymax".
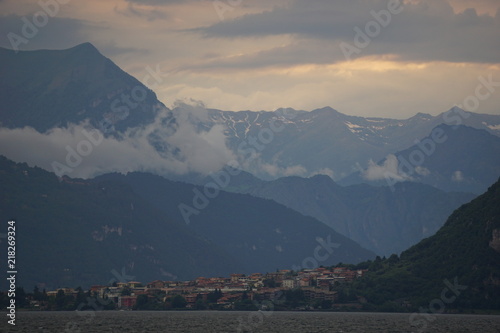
[{"xmin": 349, "ymin": 177, "xmax": 500, "ymax": 311}]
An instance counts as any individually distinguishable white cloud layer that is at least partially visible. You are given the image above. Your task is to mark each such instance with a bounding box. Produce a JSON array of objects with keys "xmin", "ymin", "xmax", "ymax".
[
  {"xmin": 362, "ymin": 154, "xmax": 409, "ymax": 181},
  {"xmin": 0, "ymin": 103, "xmax": 235, "ymax": 178}
]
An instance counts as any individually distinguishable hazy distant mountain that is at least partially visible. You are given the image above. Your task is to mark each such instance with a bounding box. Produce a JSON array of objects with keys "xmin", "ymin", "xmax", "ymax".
[
  {"xmin": 0, "ymin": 156, "xmax": 241, "ymax": 290},
  {"xmin": 0, "ymin": 155, "xmax": 375, "ymax": 289},
  {"xmin": 94, "ymin": 172, "xmax": 376, "ymax": 274},
  {"xmin": 0, "ymin": 43, "xmax": 162, "ymax": 132},
  {"xmin": 351, "ymin": 177, "xmax": 500, "ymax": 310},
  {"xmin": 341, "ymin": 124, "xmax": 500, "ymax": 194},
  {"xmin": 2, "ymin": 43, "xmax": 499, "ymax": 185},
  {"xmin": 223, "ymin": 174, "xmax": 474, "ymax": 256},
  {"xmin": 202, "ymin": 106, "xmax": 500, "ymax": 180}
]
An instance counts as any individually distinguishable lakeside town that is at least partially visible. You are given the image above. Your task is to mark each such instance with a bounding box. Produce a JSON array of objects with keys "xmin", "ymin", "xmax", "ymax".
[{"xmin": 5, "ymin": 266, "xmax": 369, "ymax": 311}]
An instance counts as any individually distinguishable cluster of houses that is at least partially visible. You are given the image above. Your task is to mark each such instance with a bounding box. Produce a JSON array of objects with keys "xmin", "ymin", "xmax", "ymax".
[{"xmin": 45, "ymin": 267, "xmax": 367, "ymax": 310}]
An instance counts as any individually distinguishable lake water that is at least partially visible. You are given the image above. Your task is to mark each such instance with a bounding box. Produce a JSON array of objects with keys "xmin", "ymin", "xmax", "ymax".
[{"xmin": 1, "ymin": 311, "xmax": 499, "ymax": 333}]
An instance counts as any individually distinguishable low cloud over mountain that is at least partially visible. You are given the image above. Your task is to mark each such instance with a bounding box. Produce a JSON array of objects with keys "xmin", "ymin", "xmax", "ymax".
[{"xmin": 0, "ymin": 102, "xmax": 234, "ymax": 178}]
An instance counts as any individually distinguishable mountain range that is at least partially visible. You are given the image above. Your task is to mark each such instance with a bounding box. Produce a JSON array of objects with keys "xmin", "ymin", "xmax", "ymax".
[
  {"xmin": 2, "ymin": 43, "xmax": 500, "ymax": 195},
  {"xmin": 0, "ymin": 43, "xmax": 161, "ymax": 133},
  {"xmin": 1, "ymin": 42, "xmax": 500, "ymax": 307},
  {"xmin": 340, "ymin": 124, "xmax": 500, "ymax": 194},
  {"xmin": 222, "ymin": 173, "xmax": 474, "ymax": 256},
  {"xmin": 201, "ymin": 106, "xmax": 500, "ymax": 186},
  {"xmin": 0, "ymin": 155, "xmax": 374, "ymax": 290}
]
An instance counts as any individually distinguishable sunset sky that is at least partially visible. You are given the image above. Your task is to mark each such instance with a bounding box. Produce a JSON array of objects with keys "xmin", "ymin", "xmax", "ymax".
[{"xmin": 1, "ymin": 0, "xmax": 499, "ymax": 118}]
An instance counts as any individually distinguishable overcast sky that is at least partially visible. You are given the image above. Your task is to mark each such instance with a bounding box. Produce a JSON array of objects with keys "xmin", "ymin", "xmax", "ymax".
[{"xmin": 1, "ymin": 0, "xmax": 499, "ymax": 118}]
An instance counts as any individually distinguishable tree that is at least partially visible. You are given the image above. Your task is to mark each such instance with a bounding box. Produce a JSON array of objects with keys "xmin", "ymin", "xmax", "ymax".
[
  {"xmin": 15, "ymin": 287, "xmax": 28, "ymax": 308},
  {"xmin": 195, "ymin": 299, "xmax": 207, "ymax": 310},
  {"xmin": 33, "ymin": 286, "xmax": 44, "ymax": 301},
  {"xmin": 387, "ymin": 254, "xmax": 400, "ymax": 264},
  {"xmin": 55, "ymin": 290, "xmax": 66, "ymax": 310},
  {"xmin": 234, "ymin": 299, "xmax": 258, "ymax": 311},
  {"xmin": 74, "ymin": 287, "xmax": 86, "ymax": 307},
  {"xmin": 135, "ymin": 294, "xmax": 149, "ymax": 310},
  {"xmin": 369, "ymin": 260, "xmax": 383, "ymax": 271},
  {"xmin": 207, "ymin": 289, "xmax": 222, "ymax": 303},
  {"xmin": 0, "ymin": 292, "xmax": 9, "ymax": 309},
  {"xmin": 171, "ymin": 295, "xmax": 187, "ymax": 309},
  {"xmin": 263, "ymin": 278, "xmax": 276, "ymax": 288},
  {"xmin": 320, "ymin": 300, "xmax": 333, "ymax": 309}
]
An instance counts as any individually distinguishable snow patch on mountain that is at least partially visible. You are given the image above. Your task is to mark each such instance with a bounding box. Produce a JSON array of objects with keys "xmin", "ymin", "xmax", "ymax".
[{"xmin": 482, "ymin": 122, "xmax": 500, "ymax": 130}]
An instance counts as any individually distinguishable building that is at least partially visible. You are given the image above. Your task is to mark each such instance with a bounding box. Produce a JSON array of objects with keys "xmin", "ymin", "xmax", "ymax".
[
  {"xmin": 118, "ymin": 296, "xmax": 137, "ymax": 309},
  {"xmin": 299, "ymin": 277, "xmax": 312, "ymax": 287},
  {"xmin": 282, "ymin": 279, "xmax": 297, "ymax": 289},
  {"xmin": 147, "ymin": 280, "xmax": 166, "ymax": 289},
  {"xmin": 230, "ymin": 274, "xmax": 245, "ymax": 283}
]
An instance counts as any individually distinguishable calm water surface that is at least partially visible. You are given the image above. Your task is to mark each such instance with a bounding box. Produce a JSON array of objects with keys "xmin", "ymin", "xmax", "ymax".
[{"xmin": 1, "ymin": 311, "xmax": 499, "ymax": 333}]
